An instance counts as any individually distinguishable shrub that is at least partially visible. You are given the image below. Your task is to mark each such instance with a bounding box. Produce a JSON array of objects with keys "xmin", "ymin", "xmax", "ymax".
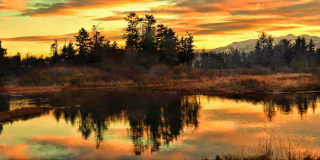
[
  {"xmin": 237, "ymin": 78, "xmax": 261, "ymax": 88},
  {"xmin": 189, "ymin": 69, "xmax": 203, "ymax": 79},
  {"xmin": 150, "ymin": 64, "xmax": 169, "ymax": 76},
  {"xmin": 147, "ymin": 72, "xmax": 159, "ymax": 82},
  {"xmin": 173, "ymin": 65, "xmax": 188, "ymax": 74},
  {"xmin": 18, "ymin": 75, "xmax": 53, "ymax": 86}
]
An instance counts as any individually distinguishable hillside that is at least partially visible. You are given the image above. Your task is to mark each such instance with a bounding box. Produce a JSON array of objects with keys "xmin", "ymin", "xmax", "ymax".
[{"xmin": 211, "ymin": 34, "xmax": 320, "ymax": 53}]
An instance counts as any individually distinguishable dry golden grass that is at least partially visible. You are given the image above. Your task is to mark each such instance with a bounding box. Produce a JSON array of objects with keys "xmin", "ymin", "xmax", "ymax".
[
  {"xmin": 156, "ymin": 73, "xmax": 320, "ymax": 95},
  {"xmin": 204, "ymin": 133, "xmax": 320, "ymax": 160},
  {"xmin": 3, "ymin": 66, "xmax": 320, "ymax": 95}
]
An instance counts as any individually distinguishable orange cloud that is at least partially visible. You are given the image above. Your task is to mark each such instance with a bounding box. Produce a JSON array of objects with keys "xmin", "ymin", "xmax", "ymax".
[
  {"xmin": 1, "ymin": 32, "xmax": 123, "ymax": 43},
  {"xmin": 92, "ymin": 15, "xmax": 124, "ymax": 21},
  {"xmin": 2, "ymin": 0, "xmax": 320, "ymax": 54},
  {"xmin": 31, "ymin": 136, "xmax": 134, "ymax": 159},
  {"xmin": 0, "ymin": 144, "xmax": 29, "ymax": 159},
  {"xmin": 1, "ymin": 34, "xmax": 76, "ymax": 43},
  {"xmin": 0, "ymin": 0, "xmax": 29, "ymax": 11},
  {"xmin": 20, "ymin": 0, "xmax": 155, "ymax": 17}
]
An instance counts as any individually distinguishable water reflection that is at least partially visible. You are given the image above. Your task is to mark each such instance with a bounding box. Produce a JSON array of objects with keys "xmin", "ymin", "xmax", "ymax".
[
  {"xmin": 51, "ymin": 91, "xmax": 200, "ymax": 154},
  {"xmin": 1, "ymin": 90, "xmax": 320, "ymax": 158},
  {"xmin": 225, "ymin": 94, "xmax": 318, "ymax": 121}
]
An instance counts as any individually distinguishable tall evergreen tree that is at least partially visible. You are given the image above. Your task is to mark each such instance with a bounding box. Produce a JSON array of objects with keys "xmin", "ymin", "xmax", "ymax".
[
  {"xmin": 230, "ymin": 47, "xmax": 242, "ymax": 68},
  {"xmin": 50, "ymin": 39, "xmax": 60, "ymax": 65},
  {"xmin": 156, "ymin": 24, "xmax": 167, "ymax": 63},
  {"xmin": 273, "ymin": 39, "xmax": 293, "ymax": 67},
  {"xmin": 75, "ymin": 28, "xmax": 91, "ymax": 63},
  {"xmin": 316, "ymin": 48, "xmax": 320, "ymax": 65},
  {"xmin": 291, "ymin": 37, "xmax": 308, "ymax": 67},
  {"xmin": 0, "ymin": 41, "xmax": 7, "ymax": 76},
  {"xmin": 123, "ymin": 12, "xmax": 143, "ymax": 62},
  {"xmin": 254, "ymin": 32, "xmax": 273, "ymax": 67},
  {"xmin": 177, "ymin": 32, "xmax": 196, "ymax": 67},
  {"xmin": 66, "ymin": 42, "xmax": 76, "ymax": 63},
  {"xmin": 88, "ymin": 24, "xmax": 105, "ymax": 63},
  {"xmin": 307, "ymin": 39, "xmax": 316, "ymax": 65},
  {"xmin": 139, "ymin": 14, "xmax": 158, "ymax": 67},
  {"xmin": 163, "ymin": 28, "xmax": 178, "ymax": 66},
  {"xmin": 61, "ymin": 43, "xmax": 68, "ymax": 62}
]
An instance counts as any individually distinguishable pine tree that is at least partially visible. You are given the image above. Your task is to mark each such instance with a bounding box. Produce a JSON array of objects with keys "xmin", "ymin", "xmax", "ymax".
[
  {"xmin": 75, "ymin": 28, "xmax": 91, "ymax": 63},
  {"xmin": 139, "ymin": 14, "xmax": 158, "ymax": 67},
  {"xmin": 50, "ymin": 39, "xmax": 60, "ymax": 65},
  {"xmin": 0, "ymin": 41, "xmax": 7, "ymax": 76},
  {"xmin": 66, "ymin": 42, "xmax": 76, "ymax": 63},
  {"xmin": 123, "ymin": 12, "xmax": 143, "ymax": 63}
]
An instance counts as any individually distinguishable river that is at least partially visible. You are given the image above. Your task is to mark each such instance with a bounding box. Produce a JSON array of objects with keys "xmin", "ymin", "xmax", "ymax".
[{"xmin": 0, "ymin": 89, "xmax": 319, "ymax": 159}]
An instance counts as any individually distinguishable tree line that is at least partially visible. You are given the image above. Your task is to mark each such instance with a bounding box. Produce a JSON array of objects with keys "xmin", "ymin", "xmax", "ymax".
[
  {"xmin": 0, "ymin": 12, "xmax": 197, "ymax": 77},
  {"xmin": 2, "ymin": 14, "xmax": 320, "ymax": 77},
  {"xmin": 196, "ymin": 32, "xmax": 320, "ymax": 71}
]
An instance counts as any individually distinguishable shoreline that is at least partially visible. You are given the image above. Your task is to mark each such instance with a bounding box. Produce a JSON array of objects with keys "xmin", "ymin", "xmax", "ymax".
[
  {"xmin": 0, "ymin": 107, "xmax": 54, "ymax": 123},
  {"xmin": 1, "ymin": 84, "xmax": 320, "ymax": 96}
]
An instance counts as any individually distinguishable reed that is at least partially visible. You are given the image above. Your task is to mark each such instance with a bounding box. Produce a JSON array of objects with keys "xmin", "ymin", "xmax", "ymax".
[
  {"xmin": 203, "ymin": 135, "xmax": 320, "ymax": 160},
  {"xmin": 3, "ymin": 65, "xmax": 320, "ymax": 95}
]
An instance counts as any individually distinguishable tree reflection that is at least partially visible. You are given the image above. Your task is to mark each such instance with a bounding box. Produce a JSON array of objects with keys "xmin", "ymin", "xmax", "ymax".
[
  {"xmin": 52, "ymin": 90, "xmax": 200, "ymax": 154},
  {"xmin": 127, "ymin": 96, "xmax": 199, "ymax": 154},
  {"xmin": 228, "ymin": 93, "xmax": 318, "ymax": 121},
  {"xmin": 3, "ymin": 89, "xmax": 320, "ymax": 154},
  {"xmin": 0, "ymin": 124, "xmax": 2, "ymax": 135}
]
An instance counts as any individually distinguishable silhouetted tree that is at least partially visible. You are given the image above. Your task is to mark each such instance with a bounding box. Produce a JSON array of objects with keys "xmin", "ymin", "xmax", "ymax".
[
  {"xmin": 50, "ymin": 39, "xmax": 60, "ymax": 65},
  {"xmin": 254, "ymin": 32, "xmax": 273, "ymax": 67},
  {"xmin": 273, "ymin": 39, "xmax": 293, "ymax": 67},
  {"xmin": 291, "ymin": 37, "xmax": 308, "ymax": 68},
  {"xmin": 61, "ymin": 43, "xmax": 68, "ymax": 62},
  {"xmin": 230, "ymin": 47, "xmax": 242, "ymax": 68},
  {"xmin": 156, "ymin": 24, "xmax": 178, "ymax": 66},
  {"xmin": 88, "ymin": 24, "xmax": 105, "ymax": 63},
  {"xmin": 307, "ymin": 39, "xmax": 316, "ymax": 65},
  {"xmin": 241, "ymin": 51, "xmax": 252, "ymax": 68},
  {"xmin": 156, "ymin": 24, "xmax": 167, "ymax": 63},
  {"xmin": 107, "ymin": 41, "xmax": 124, "ymax": 62},
  {"xmin": 66, "ymin": 42, "xmax": 76, "ymax": 63},
  {"xmin": 163, "ymin": 28, "xmax": 178, "ymax": 66},
  {"xmin": 139, "ymin": 14, "xmax": 158, "ymax": 68},
  {"xmin": 75, "ymin": 28, "xmax": 91, "ymax": 63},
  {"xmin": 9, "ymin": 52, "xmax": 21, "ymax": 69},
  {"xmin": 123, "ymin": 12, "xmax": 143, "ymax": 63},
  {"xmin": 177, "ymin": 32, "xmax": 196, "ymax": 67},
  {"xmin": 316, "ymin": 48, "xmax": 320, "ymax": 65},
  {"xmin": 0, "ymin": 41, "xmax": 7, "ymax": 76}
]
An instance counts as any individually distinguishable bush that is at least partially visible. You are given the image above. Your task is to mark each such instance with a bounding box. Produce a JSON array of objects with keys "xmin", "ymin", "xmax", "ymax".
[
  {"xmin": 150, "ymin": 64, "xmax": 169, "ymax": 76},
  {"xmin": 237, "ymin": 78, "xmax": 261, "ymax": 88},
  {"xmin": 274, "ymin": 66, "xmax": 292, "ymax": 73},
  {"xmin": 18, "ymin": 75, "xmax": 53, "ymax": 86},
  {"xmin": 189, "ymin": 69, "xmax": 204, "ymax": 79},
  {"xmin": 173, "ymin": 65, "xmax": 188, "ymax": 74}
]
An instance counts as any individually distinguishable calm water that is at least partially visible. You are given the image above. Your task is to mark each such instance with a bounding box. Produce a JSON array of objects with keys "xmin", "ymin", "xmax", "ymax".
[{"xmin": 0, "ymin": 89, "xmax": 320, "ymax": 159}]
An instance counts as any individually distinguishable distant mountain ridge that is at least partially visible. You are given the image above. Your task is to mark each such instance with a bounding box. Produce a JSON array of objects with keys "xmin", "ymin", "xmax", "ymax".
[{"xmin": 211, "ymin": 34, "xmax": 320, "ymax": 53}]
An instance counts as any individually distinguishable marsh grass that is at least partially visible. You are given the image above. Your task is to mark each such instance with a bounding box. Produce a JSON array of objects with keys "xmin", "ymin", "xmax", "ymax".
[
  {"xmin": 6, "ymin": 65, "xmax": 320, "ymax": 95},
  {"xmin": 203, "ymin": 134, "xmax": 320, "ymax": 160}
]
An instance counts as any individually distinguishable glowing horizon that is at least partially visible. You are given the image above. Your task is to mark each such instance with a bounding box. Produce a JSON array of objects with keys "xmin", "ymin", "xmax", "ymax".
[{"xmin": 1, "ymin": 0, "xmax": 320, "ymax": 57}]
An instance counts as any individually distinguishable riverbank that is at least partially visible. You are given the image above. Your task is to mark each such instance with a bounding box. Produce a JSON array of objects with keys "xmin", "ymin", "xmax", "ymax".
[
  {"xmin": 155, "ymin": 73, "xmax": 320, "ymax": 95},
  {"xmin": 0, "ymin": 73, "xmax": 320, "ymax": 96},
  {"xmin": 1, "ymin": 66, "xmax": 320, "ymax": 95},
  {"xmin": 0, "ymin": 107, "xmax": 53, "ymax": 123}
]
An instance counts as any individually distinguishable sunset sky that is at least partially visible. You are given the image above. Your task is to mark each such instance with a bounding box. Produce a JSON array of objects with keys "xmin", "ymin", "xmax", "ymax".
[{"xmin": 1, "ymin": 0, "xmax": 320, "ymax": 57}]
